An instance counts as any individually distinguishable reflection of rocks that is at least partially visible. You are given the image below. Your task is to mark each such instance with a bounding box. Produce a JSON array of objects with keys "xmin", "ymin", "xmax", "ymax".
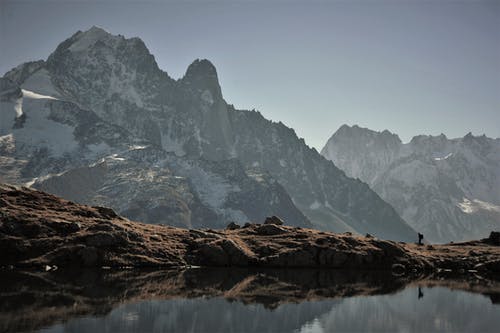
[
  {"xmin": 1, "ymin": 184, "xmax": 500, "ymax": 275},
  {"xmin": 0, "ymin": 268, "xmax": 500, "ymax": 331},
  {"xmin": 0, "ymin": 268, "xmax": 499, "ymax": 333},
  {"xmin": 488, "ymin": 293, "xmax": 500, "ymax": 304}
]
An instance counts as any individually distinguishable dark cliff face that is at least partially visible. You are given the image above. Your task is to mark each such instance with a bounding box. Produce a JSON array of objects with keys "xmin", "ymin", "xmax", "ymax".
[{"xmin": 1, "ymin": 27, "xmax": 416, "ymax": 240}]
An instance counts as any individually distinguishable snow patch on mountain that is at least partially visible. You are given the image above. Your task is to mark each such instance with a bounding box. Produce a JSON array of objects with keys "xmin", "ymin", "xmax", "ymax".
[
  {"xmin": 9, "ymin": 98, "xmax": 77, "ymax": 156},
  {"xmin": 458, "ymin": 198, "xmax": 500, "ymax": 214},
  {"xmin": 309, "ymin": 200, "xmax": 321, "ymax": 210},
  {"xmin": 434, "ymin": 153, "xmax": 453, "ymax": 161},
  {"xmin": 22, "ymin": 89, "xmax": 57, "ymax": 100}
]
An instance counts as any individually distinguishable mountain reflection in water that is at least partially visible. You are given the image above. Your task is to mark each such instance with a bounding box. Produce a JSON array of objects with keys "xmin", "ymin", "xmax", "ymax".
[{"xmin": 1, "ymin": 268, "xmax": 498, "ymax": 333}]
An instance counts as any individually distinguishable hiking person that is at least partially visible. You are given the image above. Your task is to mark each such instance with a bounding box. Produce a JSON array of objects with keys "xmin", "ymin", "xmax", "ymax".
[{"xmin": 418, "ymin": 233, "xmax": 424, "ymax": 245}]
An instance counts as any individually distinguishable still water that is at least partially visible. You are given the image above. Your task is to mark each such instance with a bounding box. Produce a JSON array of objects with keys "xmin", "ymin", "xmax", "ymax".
[{"xmin": 1, "ymin": 268, "xmax": 499, "ymax": 333}]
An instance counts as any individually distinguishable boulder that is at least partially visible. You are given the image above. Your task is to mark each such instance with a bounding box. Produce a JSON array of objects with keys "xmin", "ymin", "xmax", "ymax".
[
  {"xmin": 225, "ymin": 222, "xmax": 240, "ymax": 230},
  {"xmin": 371, "ymin": 240, "xmax": 407, "ymax": 258},
  {"xmin": 197, "ymin": 242, "xmax": 228, "ymax": 266},
  {"xmin": 85, "ymin": 232, "xmax": 125, "ymax": 247},
  {"xmin": 255, "ymin": 224, "xmax": 287, "ymax": 236},
  {"xmin": 264, "ymin": 216, "xmax": 284, "ymax": 225},
  {"xmin": 220, "ymin": 239, "xmax": 252, "ymax": 265},
  {"xmin": 93, "ymin": 206, "xmax": 120, "ymax": 219}
]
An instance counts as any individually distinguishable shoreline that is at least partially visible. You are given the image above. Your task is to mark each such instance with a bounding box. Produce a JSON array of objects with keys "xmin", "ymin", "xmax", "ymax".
[{"xmin": 1, "ymin": 183, "xmax": 499, "ymax": 276}]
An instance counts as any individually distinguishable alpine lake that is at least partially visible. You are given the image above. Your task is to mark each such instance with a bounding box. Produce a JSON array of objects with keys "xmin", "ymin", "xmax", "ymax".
[{"xmin": 1, "ymin": 268, "xmax": 499, "ymax": 333}]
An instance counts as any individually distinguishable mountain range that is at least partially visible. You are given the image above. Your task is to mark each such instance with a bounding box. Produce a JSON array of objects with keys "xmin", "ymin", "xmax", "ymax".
[
  {"xmin": 0, "ymin": 26, "xmax": 416, "ymax": 240},
  {"xmin": 321, "ymin": 125, "xmax": 500, "ymax": 243}
]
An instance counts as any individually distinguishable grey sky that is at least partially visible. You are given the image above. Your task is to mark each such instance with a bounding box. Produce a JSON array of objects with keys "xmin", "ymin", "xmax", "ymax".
[{"xmin": 1, "ymin": 0, "xmax": 499, "ymax": 149}]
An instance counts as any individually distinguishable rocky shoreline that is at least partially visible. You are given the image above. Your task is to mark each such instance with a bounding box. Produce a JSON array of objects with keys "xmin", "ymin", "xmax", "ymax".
[{"xmin": 1, "ymin": 184, "xmax": 499, "ymax": 276}]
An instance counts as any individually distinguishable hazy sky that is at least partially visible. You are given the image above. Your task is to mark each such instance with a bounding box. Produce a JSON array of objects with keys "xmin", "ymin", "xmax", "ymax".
[{"xmin": 1, "ymin": 0, "xmax": 499, "ymax": 149}]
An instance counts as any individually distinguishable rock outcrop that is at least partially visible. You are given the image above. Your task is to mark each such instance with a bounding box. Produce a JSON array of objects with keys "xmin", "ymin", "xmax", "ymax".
[{"xmin": 1, "ymin": 184, "xmax": 499, "ymax": 275}]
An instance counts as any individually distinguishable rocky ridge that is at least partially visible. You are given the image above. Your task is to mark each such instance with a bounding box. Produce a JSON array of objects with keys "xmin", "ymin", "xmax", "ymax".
[
  {"xmin": 321, "ymin": 125, "xmax": 500, "ymax": 242},
  {"xmin": 1, "ymin": 184, "xmax": 499, "ymax": 275}
]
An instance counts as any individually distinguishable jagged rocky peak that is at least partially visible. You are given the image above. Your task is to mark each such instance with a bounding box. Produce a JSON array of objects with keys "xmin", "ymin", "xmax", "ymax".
[
  {"xmin": 408, "ymin": 133, "xmax": 455, "ymax": 156},
  {"xmin": 330, "ymin": 124, "xmax": 402, "ymax": 144},
  {"xmin": 184, "ymin": 59, "xmax": 219, "ymax": 80},
  {"xmin": 69, "ymin": 26, "xmax": 118, "ymax": 49},
  {"xmin": 52, "ymin": 26, "xmax": 130, "ymax": 54},
  {"xmin": 41, "ymin": 26, "xmax": 173, "ymax": 120},
  {"xmin": 321, "ymin": 124, "xmax": 402, "ymax": 163},
  {"xmin": 462, "ymin": 132, "xmax": 490, "ymax": 145},
  {"xmin": 460, "ymin": 132, "xmax": 498, "ymax": 156},
  {"xmin": 321, "ymin": 124, "xmax": 404, "ymax": 190},
  {"xmin": 47, "ymin": 26, "xmax": 161, "ymax": 72},
  {"xmin": 182, "ymin": 58, "xmax": 222, "ymax": 101},
  {"xmin": 410, "ymin": 133, "xmax": 448, "ymax": 145}
]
